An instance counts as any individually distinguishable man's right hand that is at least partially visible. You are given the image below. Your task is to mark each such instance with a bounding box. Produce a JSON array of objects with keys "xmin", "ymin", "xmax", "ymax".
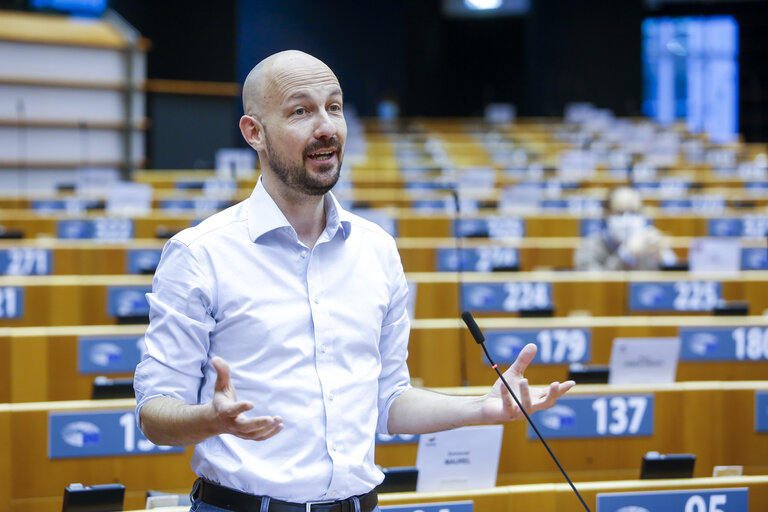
[{"xmin": 210, "ymin": 356, "xmax": 284, "ymax": 441}]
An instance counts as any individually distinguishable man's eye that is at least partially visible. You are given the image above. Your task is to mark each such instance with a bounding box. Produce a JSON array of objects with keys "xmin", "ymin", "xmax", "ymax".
[
  {"xmin": 329, "ymin": 104, "xmax": 342, "ymax": 112},
  {"xmin": 294, "ymin": 107, "xmax": 306, "ymax": 115}
]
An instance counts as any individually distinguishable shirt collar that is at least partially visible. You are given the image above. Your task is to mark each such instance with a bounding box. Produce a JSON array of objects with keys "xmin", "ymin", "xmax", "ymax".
[{"xmin": 247, "ymin": 177, "xmax": 352, "ymax": 243}]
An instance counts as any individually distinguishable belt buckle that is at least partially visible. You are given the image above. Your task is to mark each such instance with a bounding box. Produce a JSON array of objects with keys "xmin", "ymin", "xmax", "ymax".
[{"xmin": 305, "ymin": 499, "xmax": 337, "ymax": 512}]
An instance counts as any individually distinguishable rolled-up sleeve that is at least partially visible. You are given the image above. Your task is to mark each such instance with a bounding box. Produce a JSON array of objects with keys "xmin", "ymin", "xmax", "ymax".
[
  {"xmin": 134, "ymin": 238, "xmax": 216, "ymax": 428},
  {"xmin": 375, "ymin": 253, "xmax": 413, "ymax": 434}
]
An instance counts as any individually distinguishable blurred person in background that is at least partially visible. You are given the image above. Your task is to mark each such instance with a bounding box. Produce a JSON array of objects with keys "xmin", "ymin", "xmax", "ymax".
[{"xmin": 574, "ymin": 186, "xmax": 677, "ymax": 271}]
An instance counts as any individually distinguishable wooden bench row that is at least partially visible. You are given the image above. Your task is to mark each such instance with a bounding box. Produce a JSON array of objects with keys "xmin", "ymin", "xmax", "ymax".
[
  {"xmin": 1, "ymin": 271, "xmax": 767, "ymax": 326},
  {"xmin": 2, "ymin": 236, "xmax": 766, "ymax": 275},
  {"xmin": 3, "ymin": 315, "xmax": 768, "ymax": 403},
  {"xmin": 2, "ymin": 209, "xmax": 767, "ymax": 239},
  {"xmin": 127, "ymin": 475, "xmax": 768, "ymax": 512},
  {"xmin": 2, "ymin": 382, "xmax": 766, "ymax": 511}
]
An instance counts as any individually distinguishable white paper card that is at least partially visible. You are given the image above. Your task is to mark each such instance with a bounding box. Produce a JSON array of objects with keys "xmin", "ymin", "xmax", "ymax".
[
  {"xmin": 106, "ymin": 182, "xmax": 152, "ymax": 216},
  {"xmin": 416, "ymin": 425, "xmax": 503, "ymax": 492},
  {"xmin": 713, "ymin": 465, "xmax": 743, "ymax": 477},
  {"xmin": 145, "ymin": 495, "xmax": 180, "ymax": 508},
  {"xmin": 688, "ymin": 237, "xmax": 741, "ymax": 273},
  {"xmin": 609, "ymin": 337, "xmax": 680, "ymax": 385}
]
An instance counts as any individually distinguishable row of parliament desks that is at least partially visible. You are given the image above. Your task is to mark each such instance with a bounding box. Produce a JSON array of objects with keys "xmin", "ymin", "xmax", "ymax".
[
  {"xmin": 3, "ymin": 183, "xmax": 768, "ymax": 211},
  {"xmin": 2, "ymin": 316, "xmax": 768, "ymax": 403},
  {"xmin": 131, "ymin": 476, "xmax": 768, "ymax": 512},
  {"xmin": 2, "ymin": 382, "xmax": 766, "ymax": 511},
  {"xmin": 2, "ymin": 208, "xmax": 768, "ymax": 239},
  {"xmin": 3, "ymin": 270, "xmax": 767, "ymax": 326},
  {"xmin": 126, "ymin": 165, "xmax": 768, "ymax": 189},
  {"xmin": 1, "ymin": 236, "xmax": 766, "ymax": 275}
]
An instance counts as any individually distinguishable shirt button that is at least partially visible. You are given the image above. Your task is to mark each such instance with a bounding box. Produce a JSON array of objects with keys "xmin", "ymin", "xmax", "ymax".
[
  {"xmin": 331, "ymin": 443, "xmax": 338, "ymax": 451},
  {"xmin": 300, "ymin": 250, "xmax": 308, "ymax": 258},
  {"xmin": 328, "ymin": 393, "xmax": 334, "ymax": 401},
  {"xmin": 319, "ymin": 344, "xmax": 327, "ymax": 353},
  {"xmin": 330, "ymin": 491, "xmax": 338, "ymax": 498},
  {"xmin": 313, "ymin": 296, "xmax": 320, "ymax": 304}
]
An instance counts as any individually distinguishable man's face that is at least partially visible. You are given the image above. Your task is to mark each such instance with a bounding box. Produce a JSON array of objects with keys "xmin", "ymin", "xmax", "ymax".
[{"xmin": 256, "ymin": 62, "xmax": 347, "ymax": 196}]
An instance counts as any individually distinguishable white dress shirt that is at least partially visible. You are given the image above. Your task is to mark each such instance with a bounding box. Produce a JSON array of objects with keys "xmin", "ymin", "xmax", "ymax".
[{"xmin": 134, "ymin": 178, "xmax": 412, "ymax": 502}]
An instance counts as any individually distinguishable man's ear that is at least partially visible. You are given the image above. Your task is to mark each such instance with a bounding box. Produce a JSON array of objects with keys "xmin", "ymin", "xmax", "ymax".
[{"xmin": 239, "ymin": 115, "xmax": 265, "ymax": 151}]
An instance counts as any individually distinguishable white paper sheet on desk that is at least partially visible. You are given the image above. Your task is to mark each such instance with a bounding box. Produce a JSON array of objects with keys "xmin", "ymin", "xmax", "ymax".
[{"xmin": 415, "ymin": 424, "xmax": 503, "ymax": 492}]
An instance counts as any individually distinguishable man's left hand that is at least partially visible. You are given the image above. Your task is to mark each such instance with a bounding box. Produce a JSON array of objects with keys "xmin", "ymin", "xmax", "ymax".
[{"xmin": 480, "ymin": 343, "xmax": 575, "ymax": 423}]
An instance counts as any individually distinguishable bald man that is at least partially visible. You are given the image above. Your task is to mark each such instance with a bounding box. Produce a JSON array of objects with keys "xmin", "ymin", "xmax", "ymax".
[
  {"xmin": 135, "ymin": 50, "xmax": 573, "ymax": 512},
  {"xmin": 574, "ymin": 186, "xmax": 677, "ymax": 270}
]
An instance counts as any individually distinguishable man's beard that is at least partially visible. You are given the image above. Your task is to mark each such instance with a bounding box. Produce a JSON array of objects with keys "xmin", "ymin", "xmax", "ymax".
[{"xmin": 264, "ymin": 132, "xmax": 343, "ymax": 196}]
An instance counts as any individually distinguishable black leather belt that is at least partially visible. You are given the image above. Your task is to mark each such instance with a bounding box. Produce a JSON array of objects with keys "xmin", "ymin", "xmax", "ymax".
[{"xmin": 192, "ymin": 478, "xmax": 378, "ymax": 512}]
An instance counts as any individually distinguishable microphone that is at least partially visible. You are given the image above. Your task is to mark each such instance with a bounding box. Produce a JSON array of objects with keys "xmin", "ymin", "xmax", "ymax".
[{"xmin": 461, "ymin": 310, "xmax": 591, "ymax": 512}]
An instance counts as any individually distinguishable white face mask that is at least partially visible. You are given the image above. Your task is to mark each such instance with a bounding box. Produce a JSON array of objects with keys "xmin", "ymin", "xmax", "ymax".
[{"xmin": 606, "ymin": 212, "xmax": 647, "ymax": 242}]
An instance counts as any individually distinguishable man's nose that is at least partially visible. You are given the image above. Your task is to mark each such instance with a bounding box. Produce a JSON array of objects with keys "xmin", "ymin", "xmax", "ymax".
[{"xmin": 313, "ymin": 110, "xmax": 337, "ymax": 139}]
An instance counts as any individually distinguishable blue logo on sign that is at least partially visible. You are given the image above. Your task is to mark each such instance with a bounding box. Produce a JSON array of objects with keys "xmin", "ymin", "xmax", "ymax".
[
  {"xmin": 742, "ymin": 248, "xmax": 768, "ymax": 270},
  {"xmin": 107, "ymin": 287, "xmax": 151, "ymax": 318},
  {"xmin": 638, "ymin": 284, "xmax": 665, "ymax": 307},
  {"xmin": 490, "ymin": 334, "xmax": 526, "ymax": 360},
  {"xmin": 687, "ymin": 332, "xmax": 719, "ymax": 356},
  {"xmin": 127, "ymin": 250, "xmax": 162, "ymax": 274},
  {"xmin": 538, "ymin": 405, "xmax": 577, "ymax": 430},
  {"xmin": 465, "ymin": 285, "xmax": 496, "ymax": 308},
  {"xmin": 61, "ymin": 421, "xmax": 101, "ymax": 447},
  {"xmin": 79, "ymin": 336, "xmax": 145, "ymax": 374},
  {"xmin": 91, "ymin": 342, "xmax": 122, "ymax": 366}
]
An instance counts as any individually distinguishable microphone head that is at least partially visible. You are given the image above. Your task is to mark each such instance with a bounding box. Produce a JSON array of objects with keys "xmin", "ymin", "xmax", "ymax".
[{"xmin": 461, "ymin": 310, "xmax": 485, "ymax": 344}]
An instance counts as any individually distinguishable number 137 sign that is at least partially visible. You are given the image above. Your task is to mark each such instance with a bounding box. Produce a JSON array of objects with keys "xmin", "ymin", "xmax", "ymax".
[{"xmin": 528, "ymin": 395, "xmax": 654, "ymax": 439}]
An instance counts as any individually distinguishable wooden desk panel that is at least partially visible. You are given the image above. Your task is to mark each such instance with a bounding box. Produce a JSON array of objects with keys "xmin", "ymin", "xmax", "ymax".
[
  {"xmin": 2, "ymin": 399, "xmax": 195, "ymax": 512},
  {"xmin": 3, "ymin": 384, "xmax": 767, "ymax": 511},
  {"xmin": 378, "ymin": 476, "xmax": 768, "ymax": 512},
  {"xmin": 0, "ymin": 209, "xmax": 752, "ymax": 239},
  {"xmin": 0, "ymin": 275, "xmax": 150, "ymax": 327},
  {"xmin": 3, "ymin": 316, "xmax": 767, "ymax": 402},
  {"xmin": 121, "ymin": 476, "xmax": 768, "ymax": 512},
  {"xmin": 3, "ymin": 236, "xmax": 764, "ymax": 276},
  {"xmin": 373, "ymin": 383, "xmax": 768, "ymax": 485},
  {"xmin": 411, "ymin": 316, "xmax": 768, "ymax": 387},
  {"xmin": 2, "ymin": 269, "xmax": 768, "ymax": 324},
  {"xmin": 0, "ymin": 325, "xmax": 145, "ymax": 402},
  {"xmin": 409, "ymin": 271, "xmax": 768, "ymax": 319}
]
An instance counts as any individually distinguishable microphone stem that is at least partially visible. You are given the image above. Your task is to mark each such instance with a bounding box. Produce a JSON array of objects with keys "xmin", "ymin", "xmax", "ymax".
[{"xmin": 480, "ymin": 342, "xmax": 592, "ymax": 512}]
